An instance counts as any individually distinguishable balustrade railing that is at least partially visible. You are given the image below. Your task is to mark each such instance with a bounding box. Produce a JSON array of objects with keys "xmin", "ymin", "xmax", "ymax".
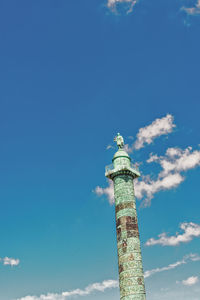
[{"xmin": 105, "ymin": 163, "xmax": 139, "ymax": 174}]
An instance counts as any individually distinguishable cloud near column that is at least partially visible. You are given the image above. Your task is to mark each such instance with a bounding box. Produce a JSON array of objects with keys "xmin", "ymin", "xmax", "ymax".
[
  {"xmin": 95, "ymin": 180, "xmax": 114, "ymax": 205},
  {"xmin": 144, "ymin": 253, "xmax": 200, "ymax": 278},
  {"xmin": 136, "ymin": 145, "xmax": 200, "ymax": 206},
  {"xmin": 146, "ymin": 222, "xmax": 200, "ymax": 246},
  {"xmin": 16, "ymin": 279, "xmax": 119, "ymax": 300}
]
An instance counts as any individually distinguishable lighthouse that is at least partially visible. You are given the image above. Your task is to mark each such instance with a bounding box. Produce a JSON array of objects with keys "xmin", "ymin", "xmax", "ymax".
[{"xmin": 105, "ymin": 133, "xmax": 146, "ymax": 300}]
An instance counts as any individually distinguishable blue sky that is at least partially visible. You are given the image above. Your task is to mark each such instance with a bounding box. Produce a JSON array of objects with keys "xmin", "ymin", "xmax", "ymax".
[{"xmin": 0, "ymin": 0, "xmax": 200, "ymax": 299}]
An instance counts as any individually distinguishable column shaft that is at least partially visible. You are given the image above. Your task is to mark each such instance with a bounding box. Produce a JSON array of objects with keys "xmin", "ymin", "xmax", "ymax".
[{"xmin": 114, "ymin": 174, "xmax": 146, "ymax": 300}]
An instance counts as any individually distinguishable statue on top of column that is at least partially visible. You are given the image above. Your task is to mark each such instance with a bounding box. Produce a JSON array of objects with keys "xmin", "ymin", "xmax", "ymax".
[{"xmin": 114, "ymin": 133, "xmax": 124, "ymax": 149}]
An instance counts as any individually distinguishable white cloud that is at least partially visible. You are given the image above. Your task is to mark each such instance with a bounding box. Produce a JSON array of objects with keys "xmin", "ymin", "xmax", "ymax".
[
  {"xmin": 144, "ymin": 253, "xmax": 200, "ymax": 279},
  {"xmin": 139, "ymin": 146, "xmax": 200, "ymax": 206},
  {"xmin": 182, "ymin": 276, "xmax": 199, "ymax": 286},
  {"xmin": 144, "ymin": 258, "xmax": 185, "ymax": 279},
  {"xmin": 182, "ymin": 0, "xmax": 200, "ymax": 15},
  {"xmin": 146, "ymin": 222, "xmax": 200, "ymax": 246},
  {"xmin": 106, "ymin": 145, "xmax": 114, "ymax": 150},
  {"xmin": 149, "ymin": 146, "xmax": 200, "ymax": 177},
  {"xmin": 189, "ymin": 253, "xmax": 200, "ymax": 261},
  {"xmin": 134, "ymin": 173, "xmax": 184, "ymax": 207},
  {"xmin": 15, "ymin": 253, "xmax": 200, "ymax": 300},
  {"xmin": 107, "ymin": 0, "xmax": 138, "ymax": 14},
  {"xmin": 16, "ymin": 280, "xmax": 119, "ymax": 300},
  {"xmin": 2, "ymin": 257, "xmax": 20, "ymax": 266},
  {"xmin": 133, "ymin": 114, "xmax": 176, "ymax": 150},
  {"xmin": 94, "ymin": 180, "xmax": 114, "ymax": 205}
]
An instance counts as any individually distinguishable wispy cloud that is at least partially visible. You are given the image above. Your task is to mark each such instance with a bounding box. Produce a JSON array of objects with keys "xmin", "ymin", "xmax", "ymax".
[
  {"xmin": 15, "ymin": 279, "xmax": 118, "ymax": 300},
  {"xmin": 137, "ymin": 146, "xmax": 200, "ymax": 206},
  {"xmin": 0, "ymin": 257, "xmax": 20, "ymax": 266},
  {"xmin": 189, "ymin": 253, "xmax": 200, "ymax": 261},
  {"xmin": 106, "ymin": 144, "xmax": 114, "ymax": 150},
  {"xmin": 147, "ymin": 146, "xmax": 200, "ymax": 176},
  {"xmin": 107, "ymin": 0, "xmax": 138, "ymax": 14},
  {"xmin": 95, "ymin": 180, "xmax": 114, "ymax": 204},
  {"xmin": 135, "ymin": 172, "xmax": 184, "ymax": 207},
  {"xmin": 182, "ymin": 0, "xmax": 200, "ymax": 15},
  {"xmin": 132, "ymin": 114, "xmax": 176, "ymax": 151},
  {"xmin": 146, "ymin": 222, "xmax": 200, "ymax": 247},
  {"xmin": 182, "ymin": 276, "xmax": 199, "ymax": 286},
  {"xmin": 16, "ymin": 253, "xmax": 200, "ymax": 300},
  {"xmin": 144, "ymin": 253, "xmax": 200, "ymax": 278},
  {"xmin": 144, "ymin": 257, "xmax": 185, "ymax": 279}
]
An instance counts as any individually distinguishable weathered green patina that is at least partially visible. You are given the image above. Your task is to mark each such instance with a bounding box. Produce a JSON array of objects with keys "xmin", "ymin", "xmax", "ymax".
[{"xmin": 105, "ymin": 133, "xmax": 146, "ymax": 300}]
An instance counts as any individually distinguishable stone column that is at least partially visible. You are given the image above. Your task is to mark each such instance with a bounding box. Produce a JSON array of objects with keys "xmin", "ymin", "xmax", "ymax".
[{"xmin": 105, "ymin": 133, "xmax": 146, "ymax": 300}]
